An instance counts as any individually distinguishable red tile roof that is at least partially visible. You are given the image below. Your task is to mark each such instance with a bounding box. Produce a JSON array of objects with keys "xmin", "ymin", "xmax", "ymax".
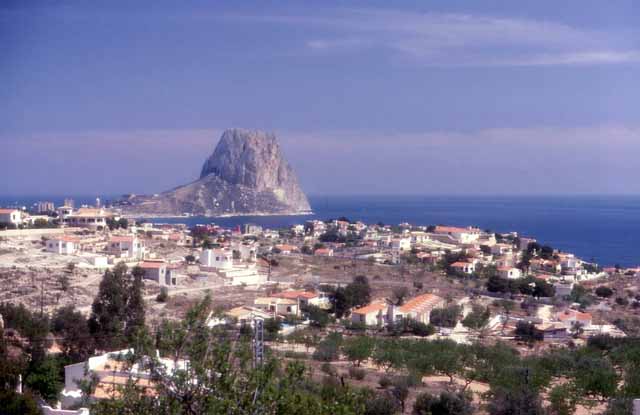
[
  {"xmin": 140, "ymin": 261, "xmax": 166, "ymax": 269},
  {"xmin": 352, "ymin": 302, "xmax": 386, "ymax": 315},
  {"xmin": 110, "ymin": 236, "xmax": 134, "ymax": 243},
  {"xmin": 398, "ymin": 293, "xmax": 443, "ymax": 314},
  {"xmin": 273, "ymin": 290, "xmax": 318, "ymax": 300},
  {"xmin": 557, "ymin": 310, "xmax": 592, "ymax": 322}
]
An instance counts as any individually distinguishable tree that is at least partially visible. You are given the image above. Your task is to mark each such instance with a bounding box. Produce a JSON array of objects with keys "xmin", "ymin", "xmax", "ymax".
[
  {"xmin": 93, "ymin": 296, "xmax": 370, "ymax": 414},
  {"xmin": 365, "ymin": 392, "xmax": 400, "ymax": 415},
  {"xmin": 24, "ymin": 355, "xmax": 62, "ymax": 404},
  {"xmin": 156, "ymin": 287, "xmax": 169, "ymax": 303},
  {"xmin": 342, "ymin": 336, "xmax": 375, "ymax": 366},
  {"xmin": 313, "ymin": 332, "xmax": 343, "ymax": 362},
  {"xmin": 57, "ymin": 274, "xmax": 70, "ymax": 293},
  {"xmin": 305, "ymin": 305, "xmax": 330, "ymax": 328},
  {"xmin": 346, "ymin": 276, "xmax": 372, "ymax": 308},
  {"xmin": 595, "ymin": 286, "xmax": 614, "ymax": 298},
  {"xmin": 330, "ymin": 286, "xmax": 350, "ymax": 319},
  {"xmin": 532, "ymin": 278, "xmax": 555, "ymax": 298},
  {"xmin": 392, "ymin": 378, "xmax": 410, "ymax": 413},
  {"xmin": 486, "ymin": 275, "xmax": 510, "ymax": 293},
  {"xmin": 430, "ymin": 306, "xmax": 461, "ymax": 328},
  {"xmin": 264, "ymin": 318, "xmax": 282, "ymax": 341},
  {"xmin": 52, "ymin": 306, "xmax": 94, "ymax": 361},
  {"xmin": 125, "ymin": 271, "xmax": 145, "ymax": 341},
  {"xmin": 0, "ymin": 390, "xmax": 40, "ymax": 415},
  {"xmin": 548, "ymin": 384, "xmax": 578, "ymax": 415},
  {"xmin": 462, "ymin": 305, "xmax": 490, "ymax": 334},
  {"xmin": 88, "ymin": 263, "xmax": 145, "ymax": 349},
  {"xmin": 373, "ymin": 339, "xmax": 405, "ymax": 372},
  {"xmin": 488, "ymin": 385, "xmax": 545, "ymax": 415},
  {"xmin": 391, "ymin": 286, "xmax": 410, "ymax": 306},
  {"xmin": 413, "ymin": 391, "xmax": 473, "ymax": 415},
  {"xmin": 515, "ymin": 321, "xmax": 541, "ymax": 342}
]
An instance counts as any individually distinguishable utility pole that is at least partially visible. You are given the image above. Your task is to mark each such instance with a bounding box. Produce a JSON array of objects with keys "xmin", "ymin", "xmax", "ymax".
[
  {"xmin": 253, "ymin": 318, "xmax": 264, "ymax": 368},
  {"xmin": 39, "ymin": 280, "xmax": 45, "ymax": 316}
]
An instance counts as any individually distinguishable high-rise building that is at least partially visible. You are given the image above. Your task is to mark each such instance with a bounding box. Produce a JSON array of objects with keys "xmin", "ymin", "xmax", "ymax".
[
  {"xmin": 63, "ymin": 198, "xmax": 75, "ymax": 208},
  {"xmin": 36, "ymin": 201, "xmax": 55, "ymax": 214}
]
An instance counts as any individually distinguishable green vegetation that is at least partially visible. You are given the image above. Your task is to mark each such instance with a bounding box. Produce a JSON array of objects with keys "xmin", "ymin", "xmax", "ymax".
[
  {"xmin": 327, "ymin": 276, "xmax": 372, "ymax": 318},
  {"xmin": 429, "ymin": 305, "xmax": 461, "ymax": 328}
]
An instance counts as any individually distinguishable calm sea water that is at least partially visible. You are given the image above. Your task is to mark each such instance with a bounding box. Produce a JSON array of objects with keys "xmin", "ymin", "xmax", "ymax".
[{"xmin": 2, "ymin": 195, "xmax": 639, "ymax": 267}]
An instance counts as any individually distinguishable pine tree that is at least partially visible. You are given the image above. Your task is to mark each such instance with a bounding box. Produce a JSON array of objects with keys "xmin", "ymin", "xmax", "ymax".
[
  {"xmin": 125, "ymin": 267, "xmax": 146, "ymax": 342},
  {"xmin": 89, "ymin": 263, "xmax": 143, "ymax": 350}
]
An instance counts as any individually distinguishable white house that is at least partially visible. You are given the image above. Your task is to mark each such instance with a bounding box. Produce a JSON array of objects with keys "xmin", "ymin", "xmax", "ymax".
[
  {"xmin": 388, "ymin": 293, "xmax": 445, "ymax": 325},
  {"xmin": 556, "ymin": 309, "xmax": 592, "ymax": 329},
  {"xmin": 139, "ymin": 260, "xmax": 176, "ymax": 286},
  {"xmin": 314, "ymin": 248, "xmax": 334, "ymax": 257},
  {"xmin": 273, "ymin": 290, "xmax": 332, "ymax": 309},
  {"xmin": 434, "ymin": 226, "xmax": 481, "ymax": 244},
  {"xmin": 108, "ymin": 235, "xmax": 145, "ymax": 259},
  {"xmin": 200, "ymin": 248, "xmax": 233, "ymax": 269},
  {"xmin": 253, "ymin": 297, "xmax": 299, "ymax": 316},
  {"xmin": 391, "ymin": 237, "xmax": 412, "ymax": 252},
  {"xmin": 232, "ymin": 240, "xmax": 257, "ymax": 262},
  {"xmin": 46, "ymin": 236, "xmax": 79, "ymax": 255},
  {"xmin": 63, "ymin": 208, "xmax": 112, "ymax": 230},
  {"xmin": 0, "ymin": 208, "xmax": 24, "ymax": 227},
  {"xmin": 212, "ymin": 306, "xmax": 272, "ymax": 327},
  {"xmin": 61, "ymin": 349, "xmax": 188, "ymax": 409},
  {"xmin": 451, "ymin": 261, "xmax": 476, "ymax": 274},
  {"xmin": 351, "ymin": 301, "xmax": 389, "ymax": 327},
  {"xmin": 498, "ymin": 266, "xmax": 523, "ymax": 279}
]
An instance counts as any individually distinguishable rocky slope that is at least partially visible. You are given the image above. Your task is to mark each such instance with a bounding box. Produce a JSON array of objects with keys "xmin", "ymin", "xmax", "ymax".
[{"xmin": 116, "ymin": 129, "xmax": 311, "ymax": 216}]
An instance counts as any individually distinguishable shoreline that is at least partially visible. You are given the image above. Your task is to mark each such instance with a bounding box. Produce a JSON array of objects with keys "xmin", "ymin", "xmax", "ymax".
[{"xmin": 122, "ymin": 210, "xmax": 315, "ymax": 220}]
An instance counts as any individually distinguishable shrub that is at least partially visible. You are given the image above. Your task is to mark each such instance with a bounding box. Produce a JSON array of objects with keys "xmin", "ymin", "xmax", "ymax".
[
  {"xmin": 364, "ymin": 392, "xmax": 399, "ymax": 415},
  {"xmin": 349, "ymin": 366, "xmax": 366, "ymax": 380},
  {"xmin": 616, "ymin": 297, "xmax": 629, "ymax": 306},
  {"xmin": 283, "ymin": 351, "xmax": 306, "ymax": 359},
  {"xmin": 595, "ymin": 286, "xmax": 614, "ymax": 298},
  {"xmin": 430, "ymin": 306, "xmax": 462, "ymax": 328},
  {"xmin": 379, "ymin": 375, "xmax": 392, "ymax": 389},
  {"xmin": 320, "ymin": 362, "xmax": 336, "ymax": 376},
  {"xmin": 313, "ymin": 332, "xmax": 343, "ymax": 362},
  {"xmin": 413, "ymin": 391, "xmax": 473, "ymax": 415}
]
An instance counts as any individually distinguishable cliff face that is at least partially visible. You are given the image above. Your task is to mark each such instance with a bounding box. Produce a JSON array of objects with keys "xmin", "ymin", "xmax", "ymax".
[{"xmin": 117, "ymin": 129, "xmax": 311, "ymax": 216}]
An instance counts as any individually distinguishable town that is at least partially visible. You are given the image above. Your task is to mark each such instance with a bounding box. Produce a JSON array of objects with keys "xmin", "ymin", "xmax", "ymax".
[{"xmin": 1, "ymin": 199, "xmax": 640, "ymax": 414}]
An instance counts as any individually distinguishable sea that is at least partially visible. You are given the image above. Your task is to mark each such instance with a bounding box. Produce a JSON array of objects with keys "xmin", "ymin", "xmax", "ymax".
[{"xmin": 2, "ymin": 194, "xmax": 640, "ymax": 268}]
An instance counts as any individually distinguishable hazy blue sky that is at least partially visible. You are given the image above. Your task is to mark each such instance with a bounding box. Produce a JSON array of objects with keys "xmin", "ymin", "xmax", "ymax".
[{"xmin": 2, "ymin": 0, "xmax": 640, "ymax": 196}]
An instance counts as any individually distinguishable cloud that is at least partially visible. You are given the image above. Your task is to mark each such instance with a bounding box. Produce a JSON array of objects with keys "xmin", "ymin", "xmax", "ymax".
[{"xmin": 236, "ymin": 8, "xmax": 640, "ymax": 67}]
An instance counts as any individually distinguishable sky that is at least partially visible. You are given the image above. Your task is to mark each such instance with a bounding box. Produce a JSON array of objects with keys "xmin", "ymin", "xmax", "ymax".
[{"xmin": 1, "ymin": 0, "xmax": 640, "ymax": 196}]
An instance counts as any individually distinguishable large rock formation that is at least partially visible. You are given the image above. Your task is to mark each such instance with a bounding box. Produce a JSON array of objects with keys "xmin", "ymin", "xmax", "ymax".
[{"xmin": 116, "ymin": 129, "xmax": 311, "ymax": 216}]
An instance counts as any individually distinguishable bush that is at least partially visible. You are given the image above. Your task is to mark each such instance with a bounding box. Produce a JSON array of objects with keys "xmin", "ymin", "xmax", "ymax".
[
  {"xmin": 408, "ymin": 320, "xmax": 436, "ymax": 337},
  {"xmin": 364, "ymin": 392, "xmax": 400, "ymax": 415},
  {"xmin": 595, "ymin": 286, "xmax": 614, "ymax": 298},
  {"xmin": 615, "ymin": 297, "xmax": 629, "ymax": 306},
  {"xmin": 320, "ymin": 362, "xmax": 336, "ymax": 376},
  {"xmin": 313, "ymin": 333, "xmax": 343, "ymax": 362},
  {"xmin": 413, "ymin": 391, "xmax": 473, "ymax": 415},
  {"xmin": 379, "ymin": 375, "xmax": 392, "ymax": 389},
  {"xmin": 349, "ymin": 366, "xmax": 366, "ymax": 380},
  {"xmin": 394, "ymin": 373, "xmax": 421, "ymax": 388},
  {"xmin": 430, "ymin": 306, "xmax": 461, "ymax": 328},
  {"xmin": 283, "ymin": 351, "xmax": 307, "ymax": 359},
  {"xmin": 156, "ymin": 287, "xmax": 168, "ymax": 302}
]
